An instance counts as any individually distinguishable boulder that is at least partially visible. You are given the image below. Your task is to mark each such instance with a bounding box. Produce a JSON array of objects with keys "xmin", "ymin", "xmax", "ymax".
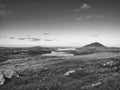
[
  {"xmin": 0, "ymin": 69, "xmax": 19, "ymax": 86},
  {"xmin": 0, "ymin": 72, "xmax": 5, "ymax": 85},
  {"xmin": 103, "ymin": 61, "xmax": 114, "ymax": 66},
  {"xmin": 91, "ymin": 82, "xmax": 102, "ymax": 87},
  {"xmin": 65, "ymin": 70, "xmax": 75, "ymax": 76},
  {"xmin": 3, "ymin": 69, "xmax": 19, "ymax": 79},
  {"xmin": 81, "ymin": 82, "xmax": 102, "ymax": 90}
]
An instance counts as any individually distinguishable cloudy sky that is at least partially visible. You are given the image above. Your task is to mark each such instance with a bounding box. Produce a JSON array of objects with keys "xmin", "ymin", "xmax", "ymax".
[{"xmin": 0, "ymin": 0, "xmax": 120, "ymax": 47}]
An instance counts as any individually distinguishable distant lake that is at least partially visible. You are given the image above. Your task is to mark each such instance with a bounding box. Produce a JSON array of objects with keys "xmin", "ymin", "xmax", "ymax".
[
  {"xmin": 57, "ymin": 48, "xmax": 76, "ymax": 51},
  {"xmin": 42, "ymin": 51, "xmax": 74, "ymax": 56}
]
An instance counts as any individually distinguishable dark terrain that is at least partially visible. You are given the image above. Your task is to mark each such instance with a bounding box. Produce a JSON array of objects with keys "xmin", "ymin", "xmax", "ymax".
[{"xmin": 0, "ymin": 42, "xmax": 120, "ymax": 90}]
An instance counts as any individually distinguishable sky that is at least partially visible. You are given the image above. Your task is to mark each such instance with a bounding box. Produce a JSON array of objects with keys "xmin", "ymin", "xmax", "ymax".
[{"xmin": 0, "ymin": 0, "xmax": 120, "ymax": 47}]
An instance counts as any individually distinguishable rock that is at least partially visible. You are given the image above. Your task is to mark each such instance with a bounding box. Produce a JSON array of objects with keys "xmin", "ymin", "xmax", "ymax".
[
  {"xmin": 81, "ymin": 82, "xmax": 102, "ymax": 90},
  {"xmin": 102, "ymin": 61, "xmax": 118, "ymax": 67},
  {"xmin": 102, "ymin": 60, "xmax": 120, "ymax": 72},
  {"xmin": 103, "ymin": 61, "xmax": 114, "ymax": 66},
  {"xmin": 0, "ymin": 72, "xmax": 5, "ymax": 85},
  {"xmin": 0, "ymin": 69, "xmax": 19, "ymax": 86},
  {"xmin": 3, "ymin": 69, "xmax": 19, "ymax": 79},
  {"xmin": 65, "ymin": 70, "xmax": 75, "ymax": 76},
  {"xmin": 91, "ymin": 82, "xmax": 102, "ymax": 87}
]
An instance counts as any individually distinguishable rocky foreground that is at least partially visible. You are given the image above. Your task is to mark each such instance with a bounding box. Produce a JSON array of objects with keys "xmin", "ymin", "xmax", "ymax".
[{"xmin": 0, "ymin": 52, "xmax": 120, "ymax": 90}]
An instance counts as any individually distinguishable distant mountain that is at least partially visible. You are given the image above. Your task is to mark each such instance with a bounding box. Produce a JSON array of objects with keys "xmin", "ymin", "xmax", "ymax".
[
  {"xmin": 74, "ymin": 42, "xmax": 107, "ymax": 55},
  {"xmin": 83, "ymin": 42, "xmax": 106, "ymax": 48}
]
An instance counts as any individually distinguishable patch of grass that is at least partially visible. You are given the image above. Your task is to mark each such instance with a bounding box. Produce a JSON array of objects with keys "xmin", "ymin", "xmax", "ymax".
[{"xmin": 1, "ymin": 52, "xmax": 120, "ymax": 90}]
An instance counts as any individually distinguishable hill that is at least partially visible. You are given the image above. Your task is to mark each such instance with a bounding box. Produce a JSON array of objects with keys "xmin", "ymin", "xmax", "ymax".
[
  {"xmin": 69, "ymin": 42, "xmax": 107, "ymax": 55},
  {"xmin": 83, "ymin": 42, "xmax": 106, "ymax": 48}
]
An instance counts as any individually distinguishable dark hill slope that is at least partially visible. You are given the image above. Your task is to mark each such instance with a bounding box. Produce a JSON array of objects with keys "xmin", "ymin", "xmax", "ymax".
[{"xmin": 83, "ymin": 42, "xmax": 106, "ymax": 48}]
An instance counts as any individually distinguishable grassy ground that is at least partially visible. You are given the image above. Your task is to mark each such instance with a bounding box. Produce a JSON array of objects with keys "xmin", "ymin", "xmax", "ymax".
[{"xmin": 0, "ymin": 52, "xmax": 120, "ymax": 90}]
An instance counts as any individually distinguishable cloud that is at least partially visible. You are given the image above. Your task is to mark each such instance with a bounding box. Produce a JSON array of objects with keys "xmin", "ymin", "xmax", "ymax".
[
  {"xmin": 74, "ymin": 3, "xmax": 104, "ymax": 22},
  {"xmin": 27, "ymin": 38, "xmax": 32, "ymax": 39},
  {"xmin": 73, "ymin": 3, "xmax": 91, "ymax": 12},
  {"xmin": 44, "ymin": 39, "xmax": 53, "ymax": 41},
  {"xmin": 27, "ymin": 38, "xmax": 41, "ymax": 41},
  {"xmin": 27, "ymin": 38, "xmax": 40, "ymax": 39},
  {"xmin": 42, "ymin": 33, "xmax": 50, "ymax": 35},
  {"xmin": 18, "ymin": 38, "xmax": 26, "ymax": 40},
  {"xmin": 17, "ymin": 37, "xmax": 41, "ymax": 41},
  {"xmin": 30, "ymin": 38, "xmax": 41, "ymax": 41},
  {"xmin": 81, "ymin": 3, "xmax": 91, "ymax": 9},
  {"xmin": 0, "ymin": 3, "xmax": 13, "ymax": 16}
]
